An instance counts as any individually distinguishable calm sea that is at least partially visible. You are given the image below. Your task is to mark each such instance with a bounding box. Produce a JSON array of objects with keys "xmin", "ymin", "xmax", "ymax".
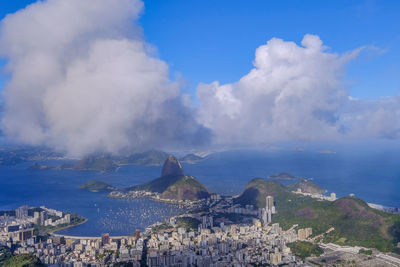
[{"xmin": 1, "ymin": 149, "xmax": 399, "ymax": 236}]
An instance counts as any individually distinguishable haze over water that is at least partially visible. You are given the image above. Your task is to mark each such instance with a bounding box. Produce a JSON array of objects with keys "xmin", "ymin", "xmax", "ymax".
[{"xmin": 1, "ymin": 148, "xmax": 399, "ymax": 236}]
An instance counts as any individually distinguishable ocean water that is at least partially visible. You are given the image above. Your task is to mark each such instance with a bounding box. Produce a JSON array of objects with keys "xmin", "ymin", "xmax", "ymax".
[
  {"xmin": 0, "ymin": 161, "xmax": 184, "ymax": 236},
  {"xmin": 186, "ymin": 149, "xmax": 400, "ymax": 208},
  {"xmin": 1, "ymin": 149, "xmax": 399, "ymax": 236}
]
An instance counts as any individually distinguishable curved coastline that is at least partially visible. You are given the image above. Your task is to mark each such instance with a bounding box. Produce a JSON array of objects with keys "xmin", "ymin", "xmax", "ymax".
[{"xmin": 52, "ymin": 217, "xmax": 88, "ymax": 235}]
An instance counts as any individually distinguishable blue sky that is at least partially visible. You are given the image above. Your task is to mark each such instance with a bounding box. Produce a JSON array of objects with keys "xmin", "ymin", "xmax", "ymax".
[{"xmin": 1, "ymin": 0, "xmax": 399, "ymax": 99}]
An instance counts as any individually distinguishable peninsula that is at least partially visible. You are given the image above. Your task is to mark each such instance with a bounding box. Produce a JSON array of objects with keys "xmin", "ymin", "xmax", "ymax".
[{"xmin": 108, "ymin": 155, "xmax": 211, "ymax": 202}]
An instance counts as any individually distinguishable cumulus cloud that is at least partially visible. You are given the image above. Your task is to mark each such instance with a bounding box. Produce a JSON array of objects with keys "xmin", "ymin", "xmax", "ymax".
[
  {"xmin": 0, "ymin": 0, "xmax": 210, "ymax": 156},
  {"xmin": 197, "ymin": 34, "xmax": 399, "ymax": 145},
  {"xmin": 342, "ymin": 96, "xmax": 400, "ymax": 139},
  {"xmin": 1, "ymin": 1, "xmax": 398, "ymax": 154}
]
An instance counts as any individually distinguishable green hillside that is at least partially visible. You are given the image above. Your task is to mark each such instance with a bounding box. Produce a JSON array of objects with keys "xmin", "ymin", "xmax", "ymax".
[
  {"xmin": 117, "ymin": 150, "xmax": 169, "ymax": 166},
  {"xmin": 235, "ymin": 178, "xmax": 291, "ymax": 207},
  {"xmin": 0, "ymin": 246, "xmax": 12, "ymax": 265},
  {"xmin": 131, "ymin": 155, "xmax": 210, "ymax": 201},
  {"xmin": 132, "ymin": 175, "xmax": 182, "ymax": 193},
  {"xmin": 160, "ymin": 176, "xmax": 211, "ymax": 201},
  {"xmin": 269, "ymin": 172, "xmax": 295, "ymax": 181},
  {"xmin": 235, "ymin": 178, "xmax": 400, "ymax": 253},
  {"xmin": 2, "ymin": 254, "xmax": 44, "ymax": 267},
  {"xmin": 72, "ymin": 155, "xmax": 117, "ymax": 172},
  {"xmin": 287, "ymin": 179, "xmax": 325, "ymax": 194}
]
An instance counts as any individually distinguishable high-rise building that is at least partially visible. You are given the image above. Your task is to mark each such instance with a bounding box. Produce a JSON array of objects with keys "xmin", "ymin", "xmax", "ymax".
[
  {"xmin": 64, "ymin": 213, "xmax": 71, "ymax": 224},
  {"xmin": 201, "ymin": 216, "xmax": 213, "ymax": 229},
  {"xmin": 102, "ymin": 233, "xmax": 110, "ymax": 245},
  {"xmin": 298, "ymin": 229, "xmax": 306, "ymax": 240},
  {"xmin": 264, "ymin": 195, "xmax": 275, "ymax": 223},
  {"xmin": 15, "ymin": 205, "xmax": 29, "ymax": 219},
  {"xmin": 266, "ymin": 196, "xmax": 274, "ymax": 211},
  {"xmin": 39, "ymin": 211, "xmax": 47, "ymax": 226},
  {"xmin": 135, "ymin": 230, "xmax": 140, "ymax": 241},
  {"xmin": 33, "ymin": 212, "xmax": 40, "ymax": 225},
  {"xmin": 267, "ymin": 209, "xmax": 272, "ymax": 223},
  {"xmin": 298, "ymin": 228, "xmax": 313, "ymax": 240}
]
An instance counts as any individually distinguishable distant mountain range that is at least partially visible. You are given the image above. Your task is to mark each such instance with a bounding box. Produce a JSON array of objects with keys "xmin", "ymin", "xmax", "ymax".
[
  {"xmin": 0, "ymin": 146, "xmax": 62, "ymax": 166},
  {"xmin": 115, "ymin": 150, "xmax": 170, "ymax": 166},
  {"xmin": 28, "ymin": 150, "xmax": 205, "ymax": 172}
]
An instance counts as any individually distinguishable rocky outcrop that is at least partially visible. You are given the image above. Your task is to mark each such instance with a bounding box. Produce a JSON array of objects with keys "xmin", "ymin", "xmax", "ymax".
[
  {"xmin": 161, "ymin": 155, "xmax": 183, "ymax": 177},
  {"xmin": 133, "ymin": 155, "xmax": 210, "ymax": 201}
]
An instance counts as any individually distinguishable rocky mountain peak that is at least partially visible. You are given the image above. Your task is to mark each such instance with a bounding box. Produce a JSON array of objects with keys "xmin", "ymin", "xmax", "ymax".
[{"xmin": 161, "ymin": 155, "xmax": 183, "ymax": 177}]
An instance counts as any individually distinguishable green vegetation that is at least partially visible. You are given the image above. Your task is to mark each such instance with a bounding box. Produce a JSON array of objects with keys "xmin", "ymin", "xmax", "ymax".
[
  {"xmin": 214, "ymin": 212, "xmax": 256, "ymax": 224},
  {"xmin": 235, "ymin": 178, "xmax": 291, "ymax": 208},
  {"xmin": 235, "ymin": 178, "xmax": 400, "ymax": 253},
  {"xmin": 134, "ymin": 174, "xmax": 210, "ymax": 201},
  {"xmin": 132, "ymin": 175, "xmax": 182, "ymax": 193},
  {"xmin": 131, "ymin": 156, "xmax": 211, "ymax": 201},
  {"xmin": 118, "ymin": 150, "xmax": 169, "ymax": 166},
  {"xmin": 287, "ymin": 241, "xmax": 323, "ymax": 259},
  {"xmin": 176, "ymin": 217, "xmax": 201, "ymax": 230},
  {"xmin": 34, "ymin": 213, "xmax": 87, "ymax": 235},
  {"xmin": 287, "ymin": 179, "xmax": 325, "ymax": 194},
  {"xmin": 151, "ymin": 222, "xmax": 172, "ymax": 232},
  {"xmin": 359, "ymin": 249, "xmax": 373, "ymax": 255},
  {"xmin": 0, "ymin": 246, "xmax": 12, "ymax": 265},
  {"xmin": 79, "ymin": 180, "xmax": 115, "ymax": 192},
  {"xmin": 72, "ymin": 155, "xmax": 117, "ymax": 172},
  {"xmin": 2, "ymin": 254, "xmax": 44, "ymax": 267},
  {"xmin": 160, "ymin": 176, "xmax": 211, "ymax": 201}
]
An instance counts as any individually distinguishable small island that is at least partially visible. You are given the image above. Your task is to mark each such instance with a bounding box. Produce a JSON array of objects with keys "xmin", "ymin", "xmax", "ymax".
[
  {"xmin": 71, "ymin": 155, "xmax": 118, "ymax": 172},
  {"xmin": 28, "ymin": 163, "xmax": 54, "ymax": 171},
  {"xmin": 79, "ymin": 180, "xmax": 116, "ymax": 192},
  {"xmin": 269, "ymin": 172, "xmax": 296, "ymax": 181}
]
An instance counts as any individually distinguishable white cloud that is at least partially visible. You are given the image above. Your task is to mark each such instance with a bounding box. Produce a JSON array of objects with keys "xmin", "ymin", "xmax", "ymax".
[
  {"xmin": 1, "ymin": 1, "xmax": 398, "ymax": 153},
  {"xmin": 197, "ymin": 34, "xmax": 399, "ymax": 145},
  {"xmin": 0, "ymin": 0, "xmax": 210, "ymax": 156}
]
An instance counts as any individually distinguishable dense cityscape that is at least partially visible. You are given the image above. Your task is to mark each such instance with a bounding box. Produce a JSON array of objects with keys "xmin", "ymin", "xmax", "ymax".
[
  {"xmin": 2, "ymin": 189, "xmax": 400, "ymax": 266},
  {"xmin": 1, "ymin": 0, "xmax": 400, "ymax": 266}
]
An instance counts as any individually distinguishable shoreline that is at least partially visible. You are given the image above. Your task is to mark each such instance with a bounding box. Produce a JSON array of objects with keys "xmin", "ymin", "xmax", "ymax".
[
  {"xmin": 50, "ymin": 197, "xmax": 199, "ymax": 239},
  {"xmin": 51, "ymin": 217, "xmax": 88, "ymax": 235}
]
